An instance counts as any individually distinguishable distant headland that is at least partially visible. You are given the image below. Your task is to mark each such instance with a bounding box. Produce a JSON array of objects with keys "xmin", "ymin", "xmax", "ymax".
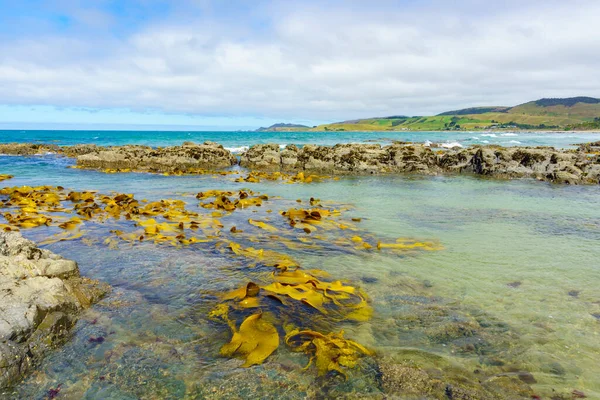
[{"xmin": 257, "ymin": 97, "xmax": 600, "ymax": 132}]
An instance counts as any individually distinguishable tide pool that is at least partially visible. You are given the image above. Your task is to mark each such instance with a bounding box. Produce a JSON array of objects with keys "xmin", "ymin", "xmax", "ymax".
[{"xmin": 1, "ymin": 150, "xmax": 599, "ymax": 399}]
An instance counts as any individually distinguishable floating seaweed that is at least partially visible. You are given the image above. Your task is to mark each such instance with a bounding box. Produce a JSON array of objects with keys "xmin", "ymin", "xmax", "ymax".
[
  {"xmin": 285, "ymin": 329, "xmax": 373, "ymax": 377},
  {"xmin": 220, "ymin": 313, "xmax": 280, "ymax": 367},
  {"xmin": 0, "ymin": 184, "xmax": 443, "ymax": 378}
]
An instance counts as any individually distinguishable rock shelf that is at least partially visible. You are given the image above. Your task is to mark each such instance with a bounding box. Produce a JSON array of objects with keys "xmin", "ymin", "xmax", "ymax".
[{"xmin": 1, "ymin": 141, "xmax": 599, "ymax": 184}]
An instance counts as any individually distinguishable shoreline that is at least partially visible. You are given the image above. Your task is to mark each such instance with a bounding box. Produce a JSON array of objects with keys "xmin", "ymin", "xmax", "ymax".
[
  {"xmin": 257, "ymin": 129, "xmax": 600, "ymax": 134},
  {"xmin": 2, "ymin": 128, "xmax": 600, "ymax": 134}
]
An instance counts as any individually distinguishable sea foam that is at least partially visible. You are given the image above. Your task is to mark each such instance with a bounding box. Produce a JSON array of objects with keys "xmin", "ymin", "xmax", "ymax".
[
  {"xmin": 225, "ymin": 146, "xmax": 249, "ymax": 154},
  {"xmin": 440, "ymin": 141, "xmax": 463, "ymax": 149}
]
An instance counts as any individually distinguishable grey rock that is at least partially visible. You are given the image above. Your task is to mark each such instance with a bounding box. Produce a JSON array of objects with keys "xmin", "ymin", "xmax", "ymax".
[
  {"xmin": 239, "ymin": 143, "xmax": 281, "ymax": 170},
  {"xmin": 0, "ymin": 231, "xmax": 109, "ymax": 389},
  {"xmin": 239, "ymin": 142, "xmax": 600, "ymax": 184},
  {"xmin": 77, "ymin": 141, "xmax": 236, "ymax": 172}
]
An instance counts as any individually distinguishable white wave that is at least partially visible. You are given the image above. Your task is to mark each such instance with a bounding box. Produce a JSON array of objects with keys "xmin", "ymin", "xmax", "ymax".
[
  {"xmin": 509, "ymin": 140, "xmax": 522, "ymax": 144},
  {"xmin": 500, "ymin": 133, "xmax": 518, "ymax": 137},
  {"xmin": 481, "ymin": 133, "xmax": 497, "ymax": 137},
  {"xmin": 482, "ymin": 140, "xmax": 490, "ymax": 143},
  {"xmin": 224, "ymin": 146, "xmax": 249, "ymax": 153},
  {"xmin": 424, "ymin": 140, "xmax": 433, "ymax": 147},
  {"xmin": 471, "ymin": 136, "xmax": 480, "ymax": 140},
  {"xmin": 440, "ymin": 141, "xmax": 463, "ymax": 149}
]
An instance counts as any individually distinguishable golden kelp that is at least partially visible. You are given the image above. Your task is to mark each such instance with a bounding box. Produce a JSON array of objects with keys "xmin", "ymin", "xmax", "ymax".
[
  {"xmin": 58, "ymin": 216, "xmax": 82, "ymax": 230},
  {"xmin": 71, "ymin": 164, "xmax": 239, "ymax": 177},
  {"xmin": 38, "ymin": 229, "xmax": 85, "ymax": 245},
  {"xmin": 235, "ymin": 171, "xmax": 326, "ymax": 184},
  {"xmin": 0, "ymin": 183, "xmax": 443, "ymax": 378},
  {"xmin": 0, "ymin": 174, "xmax": 13, "ymax": 182},
  {"xmin": 213, "ymin": 231, "xmax": 374, "ymax": 373},
  {"xmin": 377, "ymin": 238, "xmax": 444, "ymax": 252},
  {"xmin": 2, "ymin": 211, "xmax": 52, "ymax": 228},
  {"xmin": 220, "ymin": 313, "xmax": 280, "ymax": 367},
  {"xmin": 223, "ymin": 282, "xmax": 262, "ymax": 308},
  {"xmin": 198, "ymin": 190, "xmax": 266, "ymax": 212},
  {"xmin": 248, "ymin": 219, "xmax": 278, "ymax": 232},
  {"xmin": 0, "ymin": 223, "xmax": 18, "ymax": 232},
  {"xmin": 225, "ymin": 241, "xmax": 299, "ymax": 269},
  {"xmin": 0, "ymin": 185, "xmax": 215, "ymax": 247},
  {"xmin": 285, "ymin": 329, "xmax": 373, "ymax": 377}
]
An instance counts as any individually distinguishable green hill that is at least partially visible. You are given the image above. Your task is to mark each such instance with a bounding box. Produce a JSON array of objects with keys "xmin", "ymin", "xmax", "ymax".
[
  {"xmin": 437, "ymin": 106, "xmax": 510, "ymax": 116},
  {"xmin": 305, "ymin": 97, "xmax": 600, "ymax": 131}
]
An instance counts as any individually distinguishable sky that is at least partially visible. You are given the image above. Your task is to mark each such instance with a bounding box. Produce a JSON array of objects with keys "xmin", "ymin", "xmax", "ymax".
[{"xmin": 0, "ymin": 0, "xmax": 599, "ymax": 130}]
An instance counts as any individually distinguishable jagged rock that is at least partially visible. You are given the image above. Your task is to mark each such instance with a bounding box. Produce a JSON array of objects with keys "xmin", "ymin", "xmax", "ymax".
[
  {"xmin": 280, "ymin": 144, "xmax": 300, "ymax": 170},
  {"xmin": 61, "ymin": 144, "xmax": 102, "ymax": 157},
  {"xmin": 239, "ymin": 142, "xmax": 600, "ymax": 184},
  {"xmin": 239, "ymin": 143, "xmax": 281, "ymax": 170},
  {"xmin": 388, "ymin": 144, "xmax": 438, "ymax": 172},
  {"xmin": 4, "ymin": 140, "xmax": 600, "ymax": 184},
  {"xmin": 328, "ymin": 143, "xmax": 392, "ymax": 173},
  {"xmin": 76, "ymin": 141, "xmax": 236, "ymax": 172},
  {"xmin": 0, "ymin": 231, "xmax": 109, "ymax": 389}
]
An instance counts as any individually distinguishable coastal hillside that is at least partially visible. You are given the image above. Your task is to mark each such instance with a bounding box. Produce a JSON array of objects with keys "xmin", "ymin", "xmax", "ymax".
[
  {"xmin": 258, "ymin": 97, "xmax": 600, "ymax": 131},
  {"xmin": 256, "ymin": 123, "xmax": 311, "ymax": 132}
]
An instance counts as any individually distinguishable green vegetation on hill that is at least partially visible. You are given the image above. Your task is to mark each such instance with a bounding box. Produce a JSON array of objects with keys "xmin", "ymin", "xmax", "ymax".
[
  {"xmin": 565, "ymin": 117, "xmax": 600, "ymax": 131},
  {"xmin": 258, "ymin": 97, "xmax": 600, "ymax": 132},
  {"xmin": 437, "ymin": 107, "xmax": 510, "ymax": 116},
  {"xmin": 257, "ymin": 123, "xmax": 311, "ymax": 132},
  {"xmin": 533, "ymin": 97, "xmax": 600, "ymax": 107}
]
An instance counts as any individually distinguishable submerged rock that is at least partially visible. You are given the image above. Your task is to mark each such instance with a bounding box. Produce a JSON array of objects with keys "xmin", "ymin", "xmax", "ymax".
[
  {"xmin": 378, "ymin": 351, "xmax": 534, "ymax": 399},
  {"xmin": 0, "ymin": 231, "xmax": 109, "ymax": 389}
]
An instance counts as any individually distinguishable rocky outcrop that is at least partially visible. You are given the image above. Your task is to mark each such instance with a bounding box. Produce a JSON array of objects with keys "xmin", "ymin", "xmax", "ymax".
[
  {"xmin": 240, "ymin": 143, "xmax": 600, "ymax": 184},
  {"xmin": 76, "ymin": 141, "xmax": 237, "ymax": 172},
  {"xmin": 577, "ymin": 140, "xmax": 600, "ymax": 153},
  {"xmin": 3, "ymin": 140, "xmax": 600, "ymax": 184},
  {"xmin": 0, "ymin": 143, "xmax": 100, "ymax": 157},
  {"xmin": 61, "ymin": 144, "xmax": 103, "ymax": 157},
  {"xmin": 0, "ymin": 231, "xmax": 109, "ymax": 389},
  {"xmin": 0, "ymin": 143, "xmax": 61, "ymax": 156},
  {"xmin": 239, "ymin": 143, "xmax": 282, "ymax": 170}
]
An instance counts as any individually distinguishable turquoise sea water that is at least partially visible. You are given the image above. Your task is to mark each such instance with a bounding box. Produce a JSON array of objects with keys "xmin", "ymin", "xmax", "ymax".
[
  {"xmin": 1, "ymin": 131, "xmax": 600, "ymax": 399},
  {"xmin": 2, "ymin": 129, "xmax": 600, "ymax": 151}
]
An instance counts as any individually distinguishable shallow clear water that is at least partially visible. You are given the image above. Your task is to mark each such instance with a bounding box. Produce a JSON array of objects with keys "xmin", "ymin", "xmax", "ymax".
[
  {"xmin": 2, "ymin": 129, "xmax": 600, "ymax": 150},
  {"xmin": 1, "ymin": 136, "xmax": 600, "ymax": 398}
]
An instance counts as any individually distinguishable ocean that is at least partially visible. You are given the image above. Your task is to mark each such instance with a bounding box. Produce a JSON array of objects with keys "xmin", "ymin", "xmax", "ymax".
[
  {"xmin": 1, "ymin": 130, "xmax": 600, "ymax": 399},
  {"xmin": 2, "ymin": 129, "xmax": 600, "ymax": 151}
]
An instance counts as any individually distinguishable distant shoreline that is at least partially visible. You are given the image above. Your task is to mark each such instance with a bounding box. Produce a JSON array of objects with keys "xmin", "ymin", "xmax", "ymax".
[
  {"xmin": 1, "ymin": 128, "xmax": 600, "ymax": 134},
  {"xmin": 254, "ymin": 129, "xmax": 600, "ymax": 134}
]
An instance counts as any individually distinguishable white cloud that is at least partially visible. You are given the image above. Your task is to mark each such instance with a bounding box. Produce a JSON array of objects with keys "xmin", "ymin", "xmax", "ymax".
[{"xmin": 0, "ymin": 0, "xmax": 599, "ymax": 125}]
